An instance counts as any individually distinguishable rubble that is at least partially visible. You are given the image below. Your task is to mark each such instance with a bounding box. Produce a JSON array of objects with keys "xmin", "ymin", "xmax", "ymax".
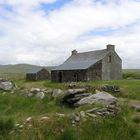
[
  {"xmin": 71, "ymin": 104, "xmax": 121, "ymax": 125},
  {"xmin": 100, "ymin": 85, "xmax": 120, "ymax": 93},
  {"xmin": 25, "ymin": 88, "xmax": 46, "ymax": 99}
]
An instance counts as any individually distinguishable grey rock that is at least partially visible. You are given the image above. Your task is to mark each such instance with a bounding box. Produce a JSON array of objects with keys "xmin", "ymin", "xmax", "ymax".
[
  {"xmin": 76, "ymin": 90, "xmax": 118, "ymax": 106},
  {"xmin": 26, "ymin": 88, "xmax": 46, "ymax": 99},
  {"xmin": 67, "ymin": 88, "xmax": 86, "ymax": 95},
  {"xmin": 0, "ymin": 81, "xmax": 15, "ymax": 91},
  {"xmin": 68, "ymin": 82, "xmax": 77, "ymax": 88},
  {"xmin": 52, "ymin": 89, "xmax": 64, "ymax": 98},
  {"xmin": 74, "ymin": 115, "xmax": 80, "ymax": 122},
  {"xmin": 45, "ymin": 89, "xmax": 53, "ymax": 94},
  {"xmin": 62, "ymin": 88, "xmax": 90, "ymax": 106},
  {"xmin": 27, "ymin": 92, "xmax": 34, "ymax": 97},
  {"xmin": 86, "ymin": 108, "xmax": 99, "ymax": 113},
  {"xmin": 96, "ymin": 112, "xmax": 103, "ymax": 116},
  {"xmin": 86, "ymin": 113, "xmax": 97, "ymax": 118},
  {"xmin": 80, "ymin": 111, "xmax": 86, "ymax": 118},
  {"xmin": 131, "ymin": 104, "xmax": 140, "ymax": 112},
  {"xmin": 36, "ymin": 92, "xmax": 45, "ymax": 99},
  {"xmin": 30, "ymin": 88, "xmax": 41, "ymax": 94},
  {"xmin": 100, "ymin": 85, "xmax": 120, "ymax": 93}
]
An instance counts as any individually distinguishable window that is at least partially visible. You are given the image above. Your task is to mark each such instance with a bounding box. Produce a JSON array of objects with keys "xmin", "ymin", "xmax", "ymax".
[{"xmin": 108, "ymin": 55, "xmax": 111, "ymax": 63}]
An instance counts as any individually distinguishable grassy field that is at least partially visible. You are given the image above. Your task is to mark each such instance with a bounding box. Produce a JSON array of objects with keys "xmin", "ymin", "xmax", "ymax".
[
  {"xmin": 0, "ymin": 78, "xmax": 139, "ymax": 140},
  {"xmin": 0, "ymin": 69, "xmax": 139, "ymax": 140},
  {"xmin": 123, "ymin": 69, "xmax": 140, "ymax": 79}
]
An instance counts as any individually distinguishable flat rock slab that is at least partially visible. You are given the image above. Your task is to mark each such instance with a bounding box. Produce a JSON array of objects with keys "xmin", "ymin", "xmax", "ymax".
[
  {"xmin": 67, "ymin": 88, "xmax": 87, "ymax": 95},
  {"xmin": 76, "ymin": 90, "xmax": 118, "ymax": 106},
  {"xmin": 62, "ymin": 88, "xmax": 90, "ymax": 106}
]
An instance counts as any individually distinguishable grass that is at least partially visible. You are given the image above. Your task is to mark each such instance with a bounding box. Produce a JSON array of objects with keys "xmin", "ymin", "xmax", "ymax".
[
  {"xmin": 0, "ymin": 71, "xmax": 139, "ymax": 139},
  {"xmin": 123, "ymin": 69, "xmax": 140, "ymax": 79}
]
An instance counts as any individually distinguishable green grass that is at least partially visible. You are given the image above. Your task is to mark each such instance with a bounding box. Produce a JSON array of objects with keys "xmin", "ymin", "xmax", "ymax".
[
  {"xmin": 123, "ymin": 69, "xmax": 140, "ymax": 79},
  {"xmin": 0, "ymin": 71, "xmax": 140, "ymax": 139}
]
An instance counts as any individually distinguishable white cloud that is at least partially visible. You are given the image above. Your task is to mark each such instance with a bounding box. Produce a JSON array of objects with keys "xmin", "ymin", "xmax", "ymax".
[{"xmin": 0, "ymin": 0, "xmax": 140, "ymax": 68}]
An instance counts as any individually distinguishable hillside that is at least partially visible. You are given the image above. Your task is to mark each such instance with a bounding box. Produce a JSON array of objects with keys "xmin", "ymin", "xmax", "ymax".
[
  {"xmin": 0, "ymin": 64, "xmax": 55, "ymax": 73},
  {"xmin": 0, "ymin": 64, "xmax": 55, "ymax": 80}
]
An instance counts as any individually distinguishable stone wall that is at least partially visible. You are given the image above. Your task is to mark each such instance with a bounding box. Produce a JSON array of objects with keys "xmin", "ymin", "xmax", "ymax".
[
  {"xmin": 26, "ymin": 69, "xmax": 50, "ymax": 81},
  {"xmin": 102, "ymin": 51, "xmax": 122, "ymax": 80},
  {"xmin": 26, "ymin": 73, "xmax": 37, "ymax": 81},
  {"xmin": 86, "ymin": 61, "xmax": 102, "ymax": 81},
  {"xmin": 51, "ymin": 70, "xmax": 87, "ymax": 82},
  {"xmin": 36, "ymin": 69, "xmax": 50, "ymax": 80}
]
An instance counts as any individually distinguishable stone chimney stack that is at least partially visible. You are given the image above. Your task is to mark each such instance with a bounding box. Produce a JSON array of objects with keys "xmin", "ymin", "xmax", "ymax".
[
  {"xmin": 72, "ymin": 50, "xmax": 78, "ymax": 55},
  {"xmin": 107, "ymin": 44, "xmax": 115, "ymax": 51}
]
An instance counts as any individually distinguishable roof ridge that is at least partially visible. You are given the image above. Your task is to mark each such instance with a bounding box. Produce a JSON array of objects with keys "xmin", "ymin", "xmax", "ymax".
[{"xmin": 77, "ymin": 49, "xmax": 107, "ymax": 54}]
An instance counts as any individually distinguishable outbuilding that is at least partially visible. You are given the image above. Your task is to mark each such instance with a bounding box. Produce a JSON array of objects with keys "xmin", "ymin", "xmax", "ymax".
[{"xmin": 26, "ymin": 67, "xmax": 50, "ymax": 81}]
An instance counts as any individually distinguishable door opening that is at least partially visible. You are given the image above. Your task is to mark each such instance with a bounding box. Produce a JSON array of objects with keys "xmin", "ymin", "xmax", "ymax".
[
  {"xmin": 74, "ymin": 73, "xmax": 78, "ymax": 82},
  {"xmin": 59, "ymin": 72, "xmax": 62, "ymax": 82}
]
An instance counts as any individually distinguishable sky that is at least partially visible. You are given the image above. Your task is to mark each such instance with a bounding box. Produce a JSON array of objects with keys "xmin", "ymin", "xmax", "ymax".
[{"xmin": 0, "ymin": 0, "xmax": 140, "ymax": 68}]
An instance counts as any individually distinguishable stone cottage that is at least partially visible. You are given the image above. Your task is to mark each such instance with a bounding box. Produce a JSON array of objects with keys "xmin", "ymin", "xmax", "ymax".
[
  {"xmin": 51, "ymin": 44, "xmax": 122, "ymax": 82},
  {"xmin": 26, "ymin": 67, "xmax": 50, "ymax": 81}
]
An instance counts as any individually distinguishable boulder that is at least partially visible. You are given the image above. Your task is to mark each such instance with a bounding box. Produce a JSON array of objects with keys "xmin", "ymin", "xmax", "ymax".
[
  {"xmin": 62, "ymin": 88, "xmax": 90, "ymax": 106},
  {"xmin": 76, "ymin": 90, "xmax": 118, "ymax": 106},
  {"xmin": 80, "ymin": 111, "xmax": 86, "ymax": 118},
  {"xmin": 68, "ymin": 82, "xmax": 77, "ymax": 88},
  {"xmin": 30, "ymin": 88, "xmax": 41, "ymax": 93},
  {"xmin": 0, "ymin": 80, "xmax": 16, "ymax": 91},
  {"xmin": 36, "ymin": 92, "xmax": 45, "ymax": 99},
  {"xmin": 52, "ymin": 89, "xmax": 64, "ymax": 98},
  {"xmin": 45, "ymin": 89, "xmax": 53, "ymax": 94}
]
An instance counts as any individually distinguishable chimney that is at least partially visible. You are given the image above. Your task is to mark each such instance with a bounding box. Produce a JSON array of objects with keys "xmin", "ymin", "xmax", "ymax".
[
  {"xmin": 107, "ymin": 44, "xmax": 115, "ymax": 51},
  {"xmin": 72, "ymin": 50, "xmax": 77, "ymax": 55}
]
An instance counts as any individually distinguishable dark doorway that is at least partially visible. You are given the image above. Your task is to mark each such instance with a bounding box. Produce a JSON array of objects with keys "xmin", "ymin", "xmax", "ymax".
[
  {"xmin": 74, "ymin": 73, "xmax": 78, "ymax": 82},
  {"xmin": 59, "ymin": 72, "xmax": 62, "ymax": 82}
]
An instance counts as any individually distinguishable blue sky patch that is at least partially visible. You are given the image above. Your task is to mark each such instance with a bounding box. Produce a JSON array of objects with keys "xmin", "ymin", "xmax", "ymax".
[
  {"xmin": 40, "ymin": 0, "xmax": 72, "ymax": 12},
  {"xmin": 81, "ymin": 28, "xmax": 119, "ymax": 37},
  {"xmin": 1, "ymin": 4, "xmax": 13, "ymax": 12}
]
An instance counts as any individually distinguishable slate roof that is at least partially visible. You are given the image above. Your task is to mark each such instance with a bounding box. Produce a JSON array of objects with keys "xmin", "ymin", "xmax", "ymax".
[
  {"xmin": 27, "ymin": 67, "xmax": 46, "ymax": 74},
  {"xmin": 53, "ymin": 49, "xmax": 109, "ymax": 70}
]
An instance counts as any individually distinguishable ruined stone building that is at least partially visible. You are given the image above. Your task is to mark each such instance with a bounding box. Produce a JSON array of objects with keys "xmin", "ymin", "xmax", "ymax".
[
  {"xmin": 26, "ymin": 67, "xmax": 50, "ymax": 81},
  {"xmin": 51, "ymin": 44, "xmax": 122, "ymax": 82}
]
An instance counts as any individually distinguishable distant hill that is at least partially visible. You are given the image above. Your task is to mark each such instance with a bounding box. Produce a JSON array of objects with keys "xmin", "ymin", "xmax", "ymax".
[
  {"xmin": 0, "ymin": 64, "xmax": 55, "ymax": 74},
  {"xmin": 0, "ymin": 64, "xmax": 139, "ymax": 74}
]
